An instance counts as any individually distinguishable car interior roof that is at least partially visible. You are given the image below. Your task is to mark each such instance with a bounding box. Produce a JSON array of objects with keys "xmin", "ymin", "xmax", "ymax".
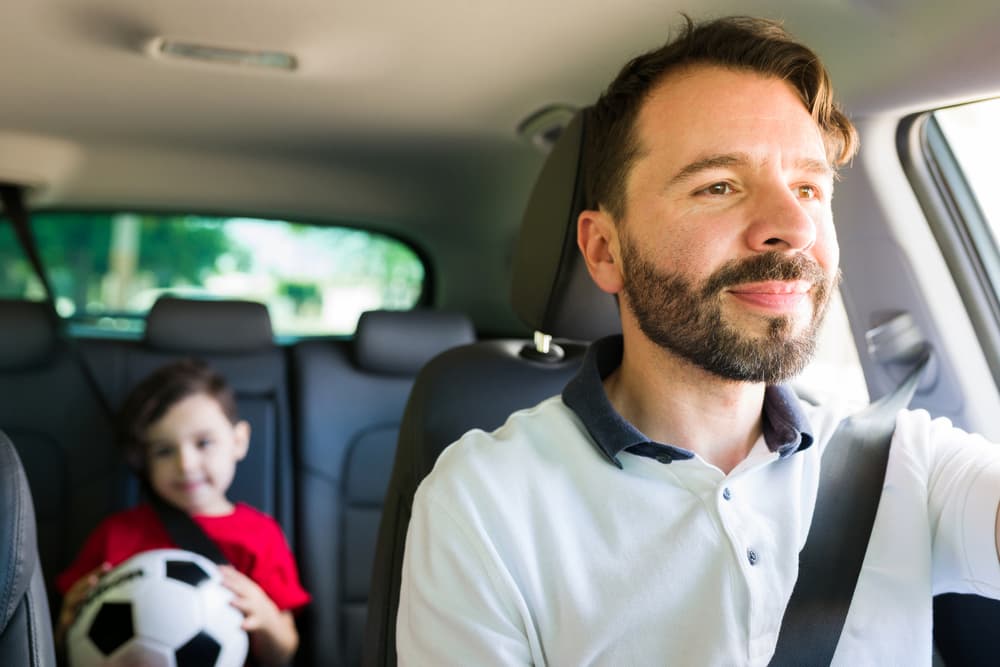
[
  {"xmin": 3, "ymin": 2, "xmax": 1000, "ymax": 214},
  {"xmin": 4, "ymin": 2, "xmax": 1000, "ymax": 336}
]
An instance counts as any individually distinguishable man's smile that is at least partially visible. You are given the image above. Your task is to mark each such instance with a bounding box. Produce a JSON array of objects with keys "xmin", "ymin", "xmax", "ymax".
[{"xmin": 726, "ymin": 280, "xmax": 812, "ymax": 313}]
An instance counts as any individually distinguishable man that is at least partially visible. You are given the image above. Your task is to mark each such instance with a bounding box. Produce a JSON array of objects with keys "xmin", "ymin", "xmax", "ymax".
[{"xmin": 397, "ymin": 16, "xmax": 1000, "ymax": 665}]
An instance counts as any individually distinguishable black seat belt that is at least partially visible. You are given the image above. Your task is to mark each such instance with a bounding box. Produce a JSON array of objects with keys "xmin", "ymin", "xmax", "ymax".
[
  {"xmin": 148, "ymin": 492, "xmax": 229, "ymax": 565},
  {"xmin": 0, "ymin": 184, "xmax": 58, "ymax": 313},
  {"xmin": 769, "ymin": 347, "xmax": 931, "ymax": 666}
]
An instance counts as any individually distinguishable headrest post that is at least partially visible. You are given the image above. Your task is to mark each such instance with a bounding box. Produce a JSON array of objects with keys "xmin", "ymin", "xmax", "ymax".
[
  {"xmin": 518, "ymin": 330, "xmax": 564, "ymax": 363},
  {"xmin": 533, "ymin": 331, "xmax": 552, "ymax": 355}
]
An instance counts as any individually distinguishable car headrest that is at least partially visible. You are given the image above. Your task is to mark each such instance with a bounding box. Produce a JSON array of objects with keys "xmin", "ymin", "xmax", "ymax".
[
  {"xmin": 354, "ymin": 310, "xmax": 476, "ymax": 376},
  {"xmin": 0, "ymin": 299, "xmax": 56, "ymax": 370},
  {"xmin": 510, "ymin": 108, "xmax": 621, "ymax": 341},
  {"xmin": 144, "ymin": 297, "xmax": 274, "ymax": 354},
  {"xmin": 0, "ymin": 431, "xmax": 40, "ymax": 632}
]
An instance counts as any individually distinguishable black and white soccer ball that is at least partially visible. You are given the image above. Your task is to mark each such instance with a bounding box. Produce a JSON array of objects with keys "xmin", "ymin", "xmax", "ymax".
[{"xmin": 67, "ymin": 548, "xmax": 249, "ymax": 667}]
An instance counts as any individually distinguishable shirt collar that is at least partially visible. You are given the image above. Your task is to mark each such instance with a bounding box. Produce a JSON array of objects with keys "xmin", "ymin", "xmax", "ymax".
[{"xmin": 561, "ymin": 335, "xmax": 814, "ymax": 468}]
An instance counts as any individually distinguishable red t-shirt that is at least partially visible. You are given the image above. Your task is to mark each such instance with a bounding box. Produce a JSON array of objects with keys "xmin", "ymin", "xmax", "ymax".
[{"xmin": 56, "ymin": 503, "xmax": 311, "ymax": 612}]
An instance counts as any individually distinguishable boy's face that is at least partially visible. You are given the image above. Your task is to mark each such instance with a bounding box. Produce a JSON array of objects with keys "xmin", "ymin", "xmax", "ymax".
[{"xmin": 145, "ymin": 392, "xmax": 250, "ymax": 516}]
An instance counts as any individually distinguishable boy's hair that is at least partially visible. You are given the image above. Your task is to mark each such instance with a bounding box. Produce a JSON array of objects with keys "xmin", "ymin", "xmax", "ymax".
[
  {"xmin": 117, "ymin": 358, "xmax": 239, "ymax": 475},
  {"xmin": 584, "ymin": 15, "xmax": 859, "ymax": 220}
]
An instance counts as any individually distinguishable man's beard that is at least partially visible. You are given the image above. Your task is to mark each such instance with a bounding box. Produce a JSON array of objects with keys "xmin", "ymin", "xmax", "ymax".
[{"xmin": 619, "ymin": 237, "xmax": 836, "ymax": 385}]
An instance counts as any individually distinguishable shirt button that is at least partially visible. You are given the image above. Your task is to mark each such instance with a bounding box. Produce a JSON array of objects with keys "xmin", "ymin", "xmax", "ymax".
[
  {"xmin": 747, "ymin": 549, "xmax": 759, "ymax": 566},
  {"xmin": 722, "ymin": 487, "xmax": 732, "ymax": 501}
]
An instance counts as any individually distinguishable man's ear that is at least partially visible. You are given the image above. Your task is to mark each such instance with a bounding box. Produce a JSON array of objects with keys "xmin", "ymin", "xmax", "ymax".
[
  {"xmin": 578, "ymin": 208, "xmax": 624, "ymax": 295},
  {"xmin": 233, "ymin": 420, "xmax": 251, "ymax": 461}
]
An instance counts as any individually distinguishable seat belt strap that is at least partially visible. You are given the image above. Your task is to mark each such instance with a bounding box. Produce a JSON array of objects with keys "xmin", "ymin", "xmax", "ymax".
[
  {"xmin": 148, "ymin": 493, "xmax": 230, "ymax": 565},
  {"xmin": 0, "ymin": 184, "xmax": 57, "ymax": 310},
  {"xmin": 769, "ymin": 347, "xmax": 931, "ymax": 666}
]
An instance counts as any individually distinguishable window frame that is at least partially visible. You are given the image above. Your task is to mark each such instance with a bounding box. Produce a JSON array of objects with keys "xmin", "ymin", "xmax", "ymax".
[{"xmin": 897, "ymin": 111, "xmax": 1000, "ymax": 387}]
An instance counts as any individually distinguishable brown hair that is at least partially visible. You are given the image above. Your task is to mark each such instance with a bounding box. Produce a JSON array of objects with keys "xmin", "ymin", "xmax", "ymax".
[
  {"xmin": 584, "ymin": 15, "xmax": 859, "ymax": 219},
  {"xmin": 117, "ymin": 358, "xmax": 239, "ymax": 475}
]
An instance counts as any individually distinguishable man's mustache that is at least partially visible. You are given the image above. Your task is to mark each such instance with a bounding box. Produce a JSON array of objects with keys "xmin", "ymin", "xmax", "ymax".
[{"xmin": 700, "ymin": 252, "xmax": 829, "ymax": 297}]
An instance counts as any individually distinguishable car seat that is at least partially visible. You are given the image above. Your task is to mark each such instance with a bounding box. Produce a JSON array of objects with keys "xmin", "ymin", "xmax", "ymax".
[
  {"xmin": 361, "ymin": 108, "xmax": 620, "ymax": 665},
  {"xmin": 0, "ymin": 299, "xmax": 123, "ymax": 613},
  {"xmin": 292, "ymin": 309, "xmax": 476, "ymax": 666},
  {"xmin": 0, "ymin": 429, "xmax": 57, "ymax": 666}
]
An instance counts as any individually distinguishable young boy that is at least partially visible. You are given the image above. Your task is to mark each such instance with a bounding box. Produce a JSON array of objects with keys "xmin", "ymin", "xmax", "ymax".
[{"xmin": 56, "ymin": 359, "xmax": 309, "ymax": 667}]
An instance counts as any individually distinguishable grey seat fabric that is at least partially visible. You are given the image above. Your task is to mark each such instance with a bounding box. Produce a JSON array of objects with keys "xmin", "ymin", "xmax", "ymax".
[
  {"xmin": 0, "ymin": 300, "xmax": 123, "ymax": 614},
  {"xmin": 0, "ymin": 429, "xmax": 57, "ymax": 667},
  {"xmin": 362, "ymin": 109, "xmax": 620, "ymax": 665},
  {"xmin": 77, "ymin": 296, "xmax": 296, "ymax": 539},
  {"xmin": 292, "ymin": 310, "xmax": 474, "ymax": 667}
]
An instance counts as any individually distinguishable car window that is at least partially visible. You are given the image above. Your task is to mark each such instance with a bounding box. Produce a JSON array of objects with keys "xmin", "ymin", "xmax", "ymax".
[
  {"xmin": 935, "ymin": 99, "xmax": 1000, "ymax": 234},
  {"xmin": 0, "ymin": 212, "xmax": 425, "ymax": 338},
  {"xmin": 913, "ymin": 99, "xmax": 1000, "ymax": 386},
  {"xmin": 934, "ymin": 99, "xmax": 1000, "ymax": 298}
]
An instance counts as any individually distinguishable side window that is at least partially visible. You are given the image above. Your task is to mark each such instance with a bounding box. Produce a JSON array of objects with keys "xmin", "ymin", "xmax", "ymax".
[
  {"xmin": 933, "ymin": 100, "xmax": 1000, "ymax": 293},
  {"xmin": 911, "ymin": 98, "xmax": 1000, "ymax": 384},
  {"xmin": 3, "ymin": 212, "xmax": 426, "ymax": 338},
  {"xmin": 934, "ymin": 100, "xmax": 1000, "ymax": 234}
]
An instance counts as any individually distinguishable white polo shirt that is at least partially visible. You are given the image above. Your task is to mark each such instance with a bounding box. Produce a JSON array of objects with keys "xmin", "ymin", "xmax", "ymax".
[{"xmin": 397, "ymin": 337, "xmax": 1000, "ymax": 666}]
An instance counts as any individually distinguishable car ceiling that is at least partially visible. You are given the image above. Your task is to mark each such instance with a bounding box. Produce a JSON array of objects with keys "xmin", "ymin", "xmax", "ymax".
[{"xmin": 2, "ymin": 0, "xmax": 1000, "ymax": 334}]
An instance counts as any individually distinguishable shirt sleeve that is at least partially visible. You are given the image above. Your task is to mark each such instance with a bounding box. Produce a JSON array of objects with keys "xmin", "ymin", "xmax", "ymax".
[
  {"xmin": 397, "ymin": 482, "xmax": 533, "ymax": 666},
  {"xmin": 912, "ymin": 410, "xmax": 1000, "ymax": 596},
  {"xmin": 251, "ymin": 516, "xmax": 311, "ymax": 612}
]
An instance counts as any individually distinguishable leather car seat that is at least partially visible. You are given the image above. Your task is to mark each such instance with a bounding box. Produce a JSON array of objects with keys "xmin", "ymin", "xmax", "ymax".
[
  {"xmin": 362, "ymin": 108, "xmax": 620, "ymax": 665},
  {"xmin": 0, "ymin": 430, "xmax": 57, "ymax": 666},
  {"xmin": 292, "ymin": 309, "xmax": 476, "ymax": 666}
]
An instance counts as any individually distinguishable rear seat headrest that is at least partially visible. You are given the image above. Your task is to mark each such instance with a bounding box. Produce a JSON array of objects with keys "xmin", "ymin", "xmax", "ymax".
[
  {"xmin": 354, "ymin": 310, "xmax": 475, "ymax": 376},
  {"xmin": 510, "ymin": 108, "xmax": 620, "ymax": 341},
  {"xmin": 0, "ymin": 299, "xmax": 56, "ymax": 370},
  {"xmin": 144, "ymin": 297, "xmax": 274, "ymax": 353}
]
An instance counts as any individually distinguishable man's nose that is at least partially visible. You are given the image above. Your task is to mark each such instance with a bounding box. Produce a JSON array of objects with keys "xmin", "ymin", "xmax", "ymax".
[{"xmin": 745, "ymin": 183, "xmax": 817, "ymax": 252}]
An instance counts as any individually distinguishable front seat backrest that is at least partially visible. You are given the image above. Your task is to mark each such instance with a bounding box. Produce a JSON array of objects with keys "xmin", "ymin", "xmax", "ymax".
[
  {"xmin": 362, "ymin": 108, "xmax": 619, "ymax": 665},
  {"xmin": 0, "ymin": 429, "xmax": 57, "ymax": 666}
]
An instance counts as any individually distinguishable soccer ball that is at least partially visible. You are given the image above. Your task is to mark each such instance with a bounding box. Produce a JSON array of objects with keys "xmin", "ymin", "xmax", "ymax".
[{"xmin": 67, "ymin": 549, "xmax": 249, "ymax": 667}]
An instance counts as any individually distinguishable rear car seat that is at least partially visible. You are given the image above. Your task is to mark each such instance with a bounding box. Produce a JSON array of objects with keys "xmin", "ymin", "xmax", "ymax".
[
  {"xmin": 77, "ymin": 296, "xmax": 296, "ymax": 540},
  {"xmin": 292, "ymin": 309, "xmax": 475, "ymax": 667},
  {"xmin": 0, "ymin": 299, "xmax": 123, "ymax": 614}
]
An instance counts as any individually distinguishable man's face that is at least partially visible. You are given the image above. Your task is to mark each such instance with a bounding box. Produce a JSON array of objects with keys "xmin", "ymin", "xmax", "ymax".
[{"xmin": 615, "ymin": 65, "xmax": 840, "ymax": 384}]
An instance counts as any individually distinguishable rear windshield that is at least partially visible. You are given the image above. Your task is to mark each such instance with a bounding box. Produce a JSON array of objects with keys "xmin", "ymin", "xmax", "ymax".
[{"xmin": 0, "ymin": 212, "xmax": 426, "ymax": 338}]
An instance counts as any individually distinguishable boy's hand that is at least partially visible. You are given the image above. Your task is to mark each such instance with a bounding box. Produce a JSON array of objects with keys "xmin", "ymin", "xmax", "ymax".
[
  {"xmin": 220, "ymin": 565, "xmax": 298, "ymax": 666},
  {"xmin": 56, "ymin": 562, "xmax": 112, "ymax": 646}
]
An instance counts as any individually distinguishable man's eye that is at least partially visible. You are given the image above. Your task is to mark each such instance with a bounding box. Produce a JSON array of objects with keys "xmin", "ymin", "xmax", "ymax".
[
  {"xmin": 701, "ymin": 182, "xmax": 733, "ymax": 196},
  {"xmin": 197, "ymin": 438, "xmax": 214, "ymax": 449},
  {"xmin": 796, "ymin": 184, "xmax": 819, "ymax": 200},
  {"xmin": 151, "ymin": 447, "xmax": 172, "ymax": 459}
]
